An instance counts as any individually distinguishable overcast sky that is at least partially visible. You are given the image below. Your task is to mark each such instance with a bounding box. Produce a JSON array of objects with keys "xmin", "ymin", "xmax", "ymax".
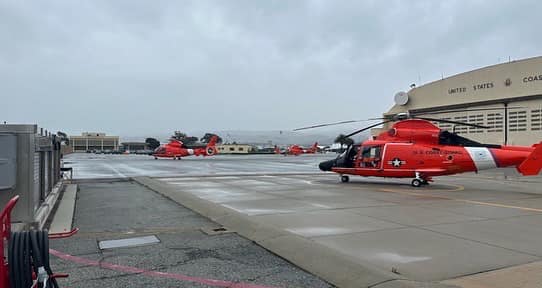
[{"xmin": 1, "ymin": 0, "xmax": 541, "ymax": 137}]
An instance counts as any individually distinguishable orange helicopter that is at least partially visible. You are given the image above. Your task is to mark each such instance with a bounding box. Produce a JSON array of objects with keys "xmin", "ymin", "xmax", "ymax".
[
  {"xmin": 295, "ymin": 112, "xmax": 542, "ymax": 187},
  {"xmin": 153, "ymin": 136, "xmax": 218, "ymax": 160},
  {"xmin": 274, "ymin": 142, "xmax": 318, "ymax": 156}
]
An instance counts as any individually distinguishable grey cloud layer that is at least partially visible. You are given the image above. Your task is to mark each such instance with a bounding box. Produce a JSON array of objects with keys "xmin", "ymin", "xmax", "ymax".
[{"xmin": 1, "ymin": 0, "xmax": 540, "ymax": 136}]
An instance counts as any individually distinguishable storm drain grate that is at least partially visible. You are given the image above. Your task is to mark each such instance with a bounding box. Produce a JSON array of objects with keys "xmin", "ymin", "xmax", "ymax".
[
  {"xmin": 200, "ymin": 226, "xmax": 232, "ymax": 235},
  {"xmin": 98, "ymin": 235, "xmax": 160, "ymax": 250}
]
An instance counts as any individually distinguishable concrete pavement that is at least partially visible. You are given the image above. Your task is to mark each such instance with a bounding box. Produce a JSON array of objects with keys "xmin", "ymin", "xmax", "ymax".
[
  {"xmin": 49, "ymin": 180, "xmax": 334, "ymax": 287},
  {"xmin": 58, "ymin": 153, "xmax": 542, "ymax": 287},
  {"xmin": 139, "ymin": 172, "xmax": 542, "ymax": 287}
]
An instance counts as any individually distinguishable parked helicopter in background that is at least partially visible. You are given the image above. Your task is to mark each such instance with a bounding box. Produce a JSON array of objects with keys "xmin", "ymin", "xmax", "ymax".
[
  {"xmin": 153, "ymin": 136, "xmax": 218, "ymax": 160},
  {"xmin": 295, "ymin": 112, "xmax": 542, "ymax": 187},
  {"xmin": 274, "ymin": 142, "xmax": 318, "ymax": 156}
]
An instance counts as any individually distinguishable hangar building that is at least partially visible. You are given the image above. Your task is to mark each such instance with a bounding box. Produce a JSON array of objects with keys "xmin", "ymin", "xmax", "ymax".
[
  {"xmin": 384, "ymin": 56, "xmax": 542, "ymax": 146},
  {"xmin": 70, "ymin": 132, "xmax": 119, "ymax": 152}
]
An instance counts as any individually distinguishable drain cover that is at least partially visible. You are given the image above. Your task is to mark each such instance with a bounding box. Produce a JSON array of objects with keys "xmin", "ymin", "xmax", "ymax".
[
  {"xmin": 99, "ymin": 235, "xmax": 160, "ymax": 250},
  {"xmin": 201, "ymin": 227, "xmax": 232, "ymax": 235}
]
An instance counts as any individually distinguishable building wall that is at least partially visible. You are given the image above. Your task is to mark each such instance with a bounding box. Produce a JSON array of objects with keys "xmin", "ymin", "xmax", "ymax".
[
  {"xmin": 216, "ymin": 144, "xmax": 253, "ymax": 154},
  {"xmin": 121, "ymin": 142, "xmax": 148, "ymax": 151},
  {"xmin": 384, "ymin": 56, "xmax": 542, "ymax": 145},
  {"xmin": 69, "ymin": 132, "xmax": 119, "ymax": 152}
]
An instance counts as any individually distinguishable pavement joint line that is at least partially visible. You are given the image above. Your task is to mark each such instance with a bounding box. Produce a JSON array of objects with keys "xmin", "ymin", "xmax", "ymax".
[
  {"xmin": 375, "ymin": 216, "xmax": 542, "ymax": 260},
  {"xmin": 308, "ymin": 226, "xmax": 409, "ymax": 240},
  {"xmin": 420, "ymin": 222, "xmax": 542, "ymax": 261},
  {"xmin": 451, "ymin": 174, "xmax": 542, "ymax": 184},
  {"xmin": 376, "ymin": 186, "xmax": 542, "ymax": 213}
]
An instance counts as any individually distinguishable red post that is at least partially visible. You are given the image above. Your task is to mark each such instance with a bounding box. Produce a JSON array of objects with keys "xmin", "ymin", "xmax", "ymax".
[{"xmin": 0, "ymin": 195, "xmax": 20, "ymax": 288}]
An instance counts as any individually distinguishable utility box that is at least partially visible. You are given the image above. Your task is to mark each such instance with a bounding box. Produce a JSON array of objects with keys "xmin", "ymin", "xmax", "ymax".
[
  {"xmin": 0, "ymin": 135, "xmax": 17, "ymax": 190},
  {"xmin": 0, "ymin": 125, "xmax": 63, "ymax": 228}
]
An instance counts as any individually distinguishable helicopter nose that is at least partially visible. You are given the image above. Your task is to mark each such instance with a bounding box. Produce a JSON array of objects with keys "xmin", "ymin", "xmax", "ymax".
[{"xmin": 319, "ymin": 159, "xmax": 335, "ymax": 171}]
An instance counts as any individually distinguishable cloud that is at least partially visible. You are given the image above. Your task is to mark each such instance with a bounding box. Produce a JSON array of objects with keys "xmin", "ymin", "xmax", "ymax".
[{"xmin": 1, "ymin": 0, "xmax": 540, "ymax": 137}]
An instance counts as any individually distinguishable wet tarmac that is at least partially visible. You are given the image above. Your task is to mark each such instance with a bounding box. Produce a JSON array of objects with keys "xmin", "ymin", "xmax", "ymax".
[
  {"xmin": 50, "ymin": 180, "xmax": 334, "ymax": 288},
  {"xmin": 64, "ymin": 153, "xmax": 335, "ymax": 179},
  {"xmin": 153, "ymin": 172, "xmax": 542, "ymax": 283},
  {"xmin": 62, "ymin": 153, "xmax": 542, "ymax": 287}
]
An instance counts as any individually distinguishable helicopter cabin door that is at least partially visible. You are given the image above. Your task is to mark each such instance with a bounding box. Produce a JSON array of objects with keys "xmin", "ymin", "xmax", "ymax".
[{"xmin": 358, "ymin": 145, "xmax": 383, "ymax": 169}]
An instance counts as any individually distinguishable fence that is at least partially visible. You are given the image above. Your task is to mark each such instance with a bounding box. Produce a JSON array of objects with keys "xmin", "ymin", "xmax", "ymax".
[{"xmin": 0, "ymin": 124, "xmax": 63, "ymax": 229}]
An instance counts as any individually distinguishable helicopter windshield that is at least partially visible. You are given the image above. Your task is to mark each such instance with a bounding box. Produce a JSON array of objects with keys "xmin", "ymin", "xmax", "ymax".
[{"xmin": 360, "ymin": 145, "xmax": 382, "ymax": 168}]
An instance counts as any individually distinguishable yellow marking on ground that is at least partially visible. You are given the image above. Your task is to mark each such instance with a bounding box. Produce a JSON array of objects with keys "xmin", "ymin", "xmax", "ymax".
[
  {"xmin": 379, "ymin": 184, "xmax": 465, "ymax": 194},
  {"xmin": 378, "ymin": 186, "xmax": 542, "ymax": 213},
  {"xmin": 459, "ymin": 199, "xmax": 542, "ymax": 213}
]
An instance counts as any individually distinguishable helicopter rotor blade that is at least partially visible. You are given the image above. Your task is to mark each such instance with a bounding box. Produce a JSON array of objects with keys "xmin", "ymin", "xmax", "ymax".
[
  {"xmin": 414, "ymin": 116, "xmax": 489, "ymax": 129},
  {"xmin": 293, "ymin": 119, "xmax": 370, "ymax": 131},
  {"xmin": 344, "ymin": 120, "xmax": 394, "ymax": 138}
]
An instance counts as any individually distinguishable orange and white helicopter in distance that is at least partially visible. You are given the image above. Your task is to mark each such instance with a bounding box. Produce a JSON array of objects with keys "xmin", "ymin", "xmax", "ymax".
[
  {"xmin": 153, "ymin": 136, "xmax": 218, "ymax": 160},
  {"xmin": 274, "ymin": 142, "xmax": 318, "ymax": 156},
  {"xmin": 295, "ymin": 112, "xmax": 542, "ymax": 187}
]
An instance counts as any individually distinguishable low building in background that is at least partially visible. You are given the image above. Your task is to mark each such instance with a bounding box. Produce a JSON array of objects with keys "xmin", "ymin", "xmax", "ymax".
[
  {"xmin": 121, "ymin": 142, "xmax": 149, "ymax": 152},
  {"xmin": 217, "ymin": 144, "xmax": 254, "ymax": 154},
  {"xmin": 70, "ymin": 132, "xmax": 119, "ymax": 152}
]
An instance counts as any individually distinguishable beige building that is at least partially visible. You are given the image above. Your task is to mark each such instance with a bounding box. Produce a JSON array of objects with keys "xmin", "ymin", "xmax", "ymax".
[
  {"xmin": 383, "ymin": 56, "xmax": 542, "ymax": 145},
  {"xmin": 70, "ymin": 132, "xmax": 119, "ymax": 152},
  {"xmin": 217, "ymin": 144, "xmax": 254, "ymax": 154}
]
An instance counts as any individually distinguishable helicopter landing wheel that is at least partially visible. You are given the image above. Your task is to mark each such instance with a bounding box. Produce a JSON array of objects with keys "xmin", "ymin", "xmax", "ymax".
[
  {"xmin": 154, "ymin": 156, "xmax": 158, "ymax": 160},
  {"xmin": 411, "ymin": 179, "xmax": 422, "ymax": 187},
  {"xmin": 341, "ymin": 175, "xmax": 350, "ymax": 183}
]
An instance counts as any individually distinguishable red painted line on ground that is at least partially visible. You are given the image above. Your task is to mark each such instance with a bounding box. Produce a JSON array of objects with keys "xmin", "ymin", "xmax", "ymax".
[{"xmin": 49, "ymin": 249, "xmax": 279, "ymax": 288}]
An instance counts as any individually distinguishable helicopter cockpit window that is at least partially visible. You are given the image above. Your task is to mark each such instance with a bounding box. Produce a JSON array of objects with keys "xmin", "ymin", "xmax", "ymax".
[
  {"xmin": 339, "ymin": 145, "xmax": 358, "ymax": 168},
  {"xmin": 360, "ymin": 145, "xmax": 382, "ymax": 168}
]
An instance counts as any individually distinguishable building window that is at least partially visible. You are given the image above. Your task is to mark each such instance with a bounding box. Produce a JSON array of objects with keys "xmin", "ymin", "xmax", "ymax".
[
  {"xmin": 435, "ymin": 117, "xmax": 452, "ymax": 130},
  {"xmin": 454, "ymin": 116, "xmax": 468, "ymax": 134},
  {"xmin": 487, "ymin": 113, "xmax": 503, "ymax": 132},
  {"xmin": 509, "ymin": 111, "xmax": 527, "ymax": 132},
  {"xmin": 468, "ymin": 114, "xmax": 484, "ymax": 134},
  {"xmin": 532, "ymin": 109, "xmax": 542, "ymax": 131},
  {"xmin": 239, "ymin": 147, "xmax": 244, "ymax": 151},
  {"xmin": 229, "ymin": 147, "xmax": 235, "ymax": 151}
]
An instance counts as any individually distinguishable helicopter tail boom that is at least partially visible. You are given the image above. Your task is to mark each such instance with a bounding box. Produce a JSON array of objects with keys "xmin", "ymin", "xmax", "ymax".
[{"xmin": 517, "ymin": 142, "xmax": 542, "ymax": 176}]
